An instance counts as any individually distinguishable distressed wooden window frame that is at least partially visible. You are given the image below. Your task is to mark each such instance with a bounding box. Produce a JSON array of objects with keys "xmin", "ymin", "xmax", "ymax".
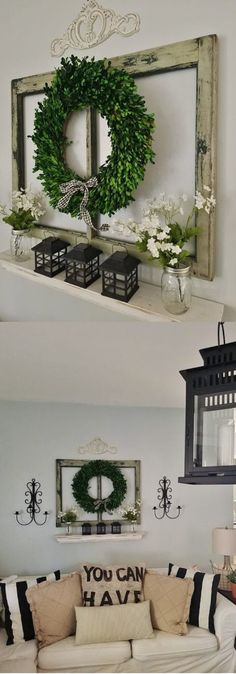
[
  {"xmin": 12, "ymin": 34, "xmax": 217, "ymax": 280},
  {"xmin": 56, "ymin": 458, "xmax": 141, "ymax": 526}
]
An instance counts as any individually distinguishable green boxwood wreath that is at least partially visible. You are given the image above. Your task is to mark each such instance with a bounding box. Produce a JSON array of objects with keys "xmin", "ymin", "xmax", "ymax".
[
  {"xmin": 71, "ymin": 460, "xmax": 127, "ymax": 514},
  {"xmin": 32, "ymin": 56, "xmax": 155, "ymax": 219}
]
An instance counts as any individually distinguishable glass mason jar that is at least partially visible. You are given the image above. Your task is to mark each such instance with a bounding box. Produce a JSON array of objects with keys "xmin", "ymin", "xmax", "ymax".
[
  {"xmin": 161, "ymin": 265, "xmax": 192, "ymax": 315},
  {"xmin": 126, "ymin": 520, "xmax": 137, "ymax": 533},
  {"xmin": 10, "ymin": 229, "xmax": 31, "ymax": 261}
]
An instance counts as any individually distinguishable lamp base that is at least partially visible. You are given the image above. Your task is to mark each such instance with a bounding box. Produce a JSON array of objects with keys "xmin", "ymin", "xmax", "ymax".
[
  {"xmin": 210, "ymin": 558, "xmax": 232, "ymax": 591},
  {"xmin": 222, "ymin": 555, "xmax": 233, "ymax": 571}
]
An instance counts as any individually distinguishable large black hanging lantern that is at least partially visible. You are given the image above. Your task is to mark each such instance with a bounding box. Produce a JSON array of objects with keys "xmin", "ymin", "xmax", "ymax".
[
  {"xmin": 179, "ymin": 323, "xmax": 236, "ymax": 484},
  {"xmin": 32, "ymin": 237, "xmax": 69, "ymax": 277},
  {"xmin": 65, "ymin": 243, "xmax": 101, "ymax": 288},
  {"xmin": 100, "ymin": 252, "xmax": 140, "ymax": 303}
]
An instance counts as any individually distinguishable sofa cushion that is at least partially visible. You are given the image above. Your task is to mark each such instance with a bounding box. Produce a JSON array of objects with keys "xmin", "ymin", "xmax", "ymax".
[
  {"xmin": 168, "ymin": 564, "xmax": 220, "ymax": 633},
  {"xmin": 144, "ymin": 573, "xmax": 194, "ymax": 635},
  {"xmin": 0, "ymin": 571, "xmax": 60, "ymax": 645},
  {"xmin": 80, "ymin": 562, "xmax": 145, "ymax": 607},
  {"xmin": 132, "ymin": 625, "xmax": 218, "ymax": 661},
  {"xmin": 75, "ymin": 601, "xmax": 154, "ymax": 645},
  {"xmin": 0, "ymin": 628, "xmax": 37, "ymax": 672},
  {"xmin": 26, "ymin": 572, "xmax": 82, "ymax": 649},
  {"xmin": 37, "ymin": 635, "xmax": 131, "ymax": 670}
]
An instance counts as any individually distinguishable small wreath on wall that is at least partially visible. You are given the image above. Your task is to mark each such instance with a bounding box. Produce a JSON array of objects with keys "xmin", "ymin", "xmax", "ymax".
[
  {"xmin": 71, "ymin": 460, "xmax": 127, "ymax": 514},
  {"xmin": 32, "ymin": 56, "xmax": 155, "ymax": 221}
]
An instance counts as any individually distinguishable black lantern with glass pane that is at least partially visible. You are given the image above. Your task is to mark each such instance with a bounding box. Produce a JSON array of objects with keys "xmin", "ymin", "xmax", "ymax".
[
  {"xmin": 111, "ymin": 521, "xmax": 121, "ymax": 534},
  {"xmin": 32, "ymin": 237, "xmax": 69, "ymax": 277},
  {"xmin": 65, "ymin": 243, "xmax": 101, "ymax": 288},
  {"xmin": 100, "ymin": 252, "xmax": 140, "ymax": 303},
  {"xmin": 96, "ymin": 522, "xmax": 106, "ymax": 535},
  {"xmin": 179, "ymin": 325, "xmax": 236, "ymax": 484},
  {"xmin": 82, "ymin": 523, "xmax": 92, "ymax": 535}
]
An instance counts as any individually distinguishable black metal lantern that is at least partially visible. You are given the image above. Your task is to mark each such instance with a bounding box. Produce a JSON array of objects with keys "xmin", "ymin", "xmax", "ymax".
[
  {"xmin": 32, "ymin": 237, "xmax": 69, "ymax": 277},
  {"xmin": 96, "ymin": 522, "xmax": 106, "ymax": 535},
  {"xmin": 82, "ymin": 523, "xmax": 92, "ymax": 535},
  {"xmin": 111, "ymin": 521, "xmax": 121, "ymax": 534},
  {"xmin": 179, "ymin": 324, "xmax": 236, "ymax": 484},
  {"xmin": 65, "ymin": 243, "xmax": 101, "ymax": 288},
  {"xmin": 100, "ymin": 252, "xmax": 140, "ymax": 303}
]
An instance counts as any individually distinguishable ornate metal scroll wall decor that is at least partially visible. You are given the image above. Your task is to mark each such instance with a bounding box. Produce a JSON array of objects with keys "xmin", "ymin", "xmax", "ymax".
[
  {"xmin": 50, "ymin": 0, "xmax": 140, "ymax": 56},
  {"xmin": 77, "ymin": 437, "xmax": 118, "ymax": 455},
  {"xmin": 153, "ymin": 476, "xmax": 182, "ymax": 520},
  {"xmin": 14, "ymin": 478, "xmax": 49, "ymax": 526}
]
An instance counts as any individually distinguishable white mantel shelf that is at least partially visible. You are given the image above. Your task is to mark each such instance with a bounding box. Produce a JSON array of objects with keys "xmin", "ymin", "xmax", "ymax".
[
  {"xmin": 0, "ymin": 252, "xmax": 224, "ymax": 323},
  {"xmin": 55, "ymin": 533, "xmax": 145, "ymax": 543}
]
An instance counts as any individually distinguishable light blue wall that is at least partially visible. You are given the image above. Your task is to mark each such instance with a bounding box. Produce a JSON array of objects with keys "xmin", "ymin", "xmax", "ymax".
[{"xmin": 0, "ymin": 402, "xmax": 232, "ymax": 575}]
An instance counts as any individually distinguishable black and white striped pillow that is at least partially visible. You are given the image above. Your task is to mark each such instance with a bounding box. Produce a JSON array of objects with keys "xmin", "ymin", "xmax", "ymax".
[
  {"xmin": 0, "ymin": 570, "xmax": 60, "ymax": 645},
  {"xmin": 168, "ymin": 564, "xmax": 220, "ymax": 633}
]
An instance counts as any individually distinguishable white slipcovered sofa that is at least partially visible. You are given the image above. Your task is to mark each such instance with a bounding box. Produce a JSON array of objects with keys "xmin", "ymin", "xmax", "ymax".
[{"xmin": 0, "ymin": 571, "xmax": 236, "ymax": 673}]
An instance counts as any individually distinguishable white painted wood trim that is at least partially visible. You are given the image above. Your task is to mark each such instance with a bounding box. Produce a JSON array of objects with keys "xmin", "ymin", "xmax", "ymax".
[
  {"xmin": 0, "ymin": 252, "xmax": 224, "ymax": 323},
  {"xmin": 55, "ymin": 532, "xmax": 145, "ymax": 543}
]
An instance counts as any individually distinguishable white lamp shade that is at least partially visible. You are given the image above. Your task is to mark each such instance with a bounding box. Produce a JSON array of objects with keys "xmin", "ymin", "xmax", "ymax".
[{"xmin": 212, "ymin": 527, "xmax": 236, "ymax": 555}]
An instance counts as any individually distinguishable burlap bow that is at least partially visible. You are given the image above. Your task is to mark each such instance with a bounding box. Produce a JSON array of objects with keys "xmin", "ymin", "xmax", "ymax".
[{"xmin": 58, "ymin": 177, "xmax": 98, "ymax": 230}]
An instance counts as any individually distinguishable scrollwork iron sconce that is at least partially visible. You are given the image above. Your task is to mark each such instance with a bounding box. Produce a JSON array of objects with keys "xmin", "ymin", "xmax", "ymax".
[
  {"xmin": 153, "ymin": 476, "xmax": 182, "ymax": 520},
  {"xmin": 14, "ymin": 478, "xmax": 49, "ymax": 526}
]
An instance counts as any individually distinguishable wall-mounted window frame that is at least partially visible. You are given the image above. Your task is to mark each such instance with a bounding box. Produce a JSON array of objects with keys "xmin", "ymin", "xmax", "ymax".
[
  {"xmin": 56, "ymin": 458, "xmax": 141, "ymax": 526},
  {"xmin": 12, "ymin": 34, "xmax": 217, "ymax": 280}
]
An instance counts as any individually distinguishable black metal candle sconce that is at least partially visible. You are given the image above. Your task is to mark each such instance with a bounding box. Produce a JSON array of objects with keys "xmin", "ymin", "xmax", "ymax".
[
  {"xmin": 153, "ymin": 476, "xmax": 182, "ymax": 520},
  {"xmin": 14, "ymin": 478, "xmax": 49, "ymax": 526}
]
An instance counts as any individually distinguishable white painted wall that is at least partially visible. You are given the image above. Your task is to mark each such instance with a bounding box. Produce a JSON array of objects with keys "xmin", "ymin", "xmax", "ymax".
[
  {"xmin": 0, "ymin": 0, "xmax": 236, "ymax": 318},
  {"xmin": 0, "ymin": 267, "xmax": 134, "ymax": 321},
  {"xmin": 0, "ymin": 401, "xmax": 232, "ymax": 576}
]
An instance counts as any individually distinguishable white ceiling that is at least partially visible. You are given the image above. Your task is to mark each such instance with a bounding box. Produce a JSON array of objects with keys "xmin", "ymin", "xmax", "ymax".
[{"xmin": 1, "ymin": 322, "xmax": 236, "ymax": 407}]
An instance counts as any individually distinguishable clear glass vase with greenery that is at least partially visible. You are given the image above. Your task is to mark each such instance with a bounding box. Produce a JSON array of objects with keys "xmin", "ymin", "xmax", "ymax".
[
  {"xmin": 0, "ymin": 187, "xmax": 45, "ymax": 260},
  {"xmin": 58, "ymin": 507, "xmax": 78, "ymax": 534}
]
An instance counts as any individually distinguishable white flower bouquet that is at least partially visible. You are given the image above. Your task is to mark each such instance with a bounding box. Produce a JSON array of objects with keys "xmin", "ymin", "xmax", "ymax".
[
  {"xmin": 112, "ymin": 187, "xmax": 216, "ymax": 269},
  {"xmin": 0, "ymin": 187, "xmax": 45, "ymax": 231},
  {"xmin": 57, "ymin": 507, "xmax": 78, "ymax": 524},
  {"xmin": 119, "ymin": 499, "xmax": 141, "ymax": 523}
]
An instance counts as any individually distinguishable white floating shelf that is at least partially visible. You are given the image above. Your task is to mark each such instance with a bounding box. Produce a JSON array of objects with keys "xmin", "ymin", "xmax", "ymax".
[
  {"xmin": 55, "ymin": 532, "xmax": 145, "ymax": 543},
  {"xmin": 0, "ymin": 252, "xmax": 224, "ymax": 323}
]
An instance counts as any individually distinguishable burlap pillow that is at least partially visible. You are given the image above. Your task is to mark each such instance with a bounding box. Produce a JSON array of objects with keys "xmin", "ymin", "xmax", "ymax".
[
  {"xmin": 144, "ymin": 572, "xmax": 194, "ymax": 635},
  {"xmin": 75, "ymin": 601, "xmax": 153, "ymax": 645},
  {"xmin": 26, "ymin": 572, "xmax": 82, "ymax": 649},
  {"xmin": 81, "ymin": 563, "xmax": 145, "ymax": 607}
]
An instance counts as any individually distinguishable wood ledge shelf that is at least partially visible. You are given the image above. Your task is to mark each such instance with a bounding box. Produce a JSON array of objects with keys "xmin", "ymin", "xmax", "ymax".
[
  {"xmin": 55, "ymin": 532, "xmax": 145, "ymax": 543},
  {"xmin": 0, "ymin": 252, "xmax": 224, "ymax": 323}
]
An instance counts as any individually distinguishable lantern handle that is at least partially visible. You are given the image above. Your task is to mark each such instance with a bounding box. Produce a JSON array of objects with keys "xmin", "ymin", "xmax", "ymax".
[{"xmin": 217, "ymin": 322, "xmax": 225, "ymax": 346}]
